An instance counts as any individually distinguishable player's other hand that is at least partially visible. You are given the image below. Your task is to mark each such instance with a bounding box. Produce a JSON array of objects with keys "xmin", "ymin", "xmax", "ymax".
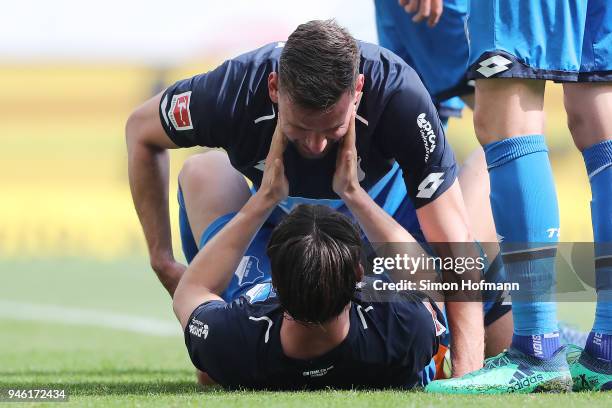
[
  {"xmin": 333, "ymin": 92, "xmax": 363, "ymax": 199},
  {"xmin": 258, "ymin": 116, "xmax": 289, "ymax": 206},
  {"xmin": 151, "ymin": 257, "xmax": 187, "ymax": 296},
  {"xmin": 398, "ymin": 0, "xmax": 443, "ymax": 27}
]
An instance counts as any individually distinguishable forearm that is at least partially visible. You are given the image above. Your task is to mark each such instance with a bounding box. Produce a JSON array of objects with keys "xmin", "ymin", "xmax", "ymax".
[
  {"xmin": 445, "ymin": 302, "xmax": 484, "ymax": 376},
  {"xmin": 341, "ymin": 187, "xmax": 417, "ymax": 244},
  {"xmin": 127, "ymin": 138, "xmax": 178, "ymax": 291},
  {"xmin": 417, "ymin": 184, "xmax": 485, "ymax": 375},
  {"xmin": 179, "ymin": 193, "xmax": 276, "ymax": 295}
]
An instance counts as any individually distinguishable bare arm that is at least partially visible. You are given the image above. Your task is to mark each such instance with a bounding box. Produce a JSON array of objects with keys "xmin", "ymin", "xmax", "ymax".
[
  {"xmin": 417, "ymin": 182, "xmax": 485, "ymax": 377},
  {"xmin": 333, "ymin": 94, "xmax": 415, "ymax": 243},
  {"xmin": 126, "ymin": 91, "xmax": 185, "ymax": 296},
  {"xmin": 172, "ymin": 120, "xmax": 289, "ymax": 329}
]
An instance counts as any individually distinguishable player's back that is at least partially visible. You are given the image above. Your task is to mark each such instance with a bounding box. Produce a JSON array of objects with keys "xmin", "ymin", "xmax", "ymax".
[{"xmin": 183, "ymin": 281, "xmax": 444, "ymax": 390}]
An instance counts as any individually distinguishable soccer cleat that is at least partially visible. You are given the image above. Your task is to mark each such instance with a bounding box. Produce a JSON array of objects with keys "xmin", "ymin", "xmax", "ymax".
[
  {"xmin": 425, "ymin": 346, "xmax": 572, "ymax": 394},
  {"xmin": 567, "ymin": 344, "xmax": 612, "ymax": 391}
]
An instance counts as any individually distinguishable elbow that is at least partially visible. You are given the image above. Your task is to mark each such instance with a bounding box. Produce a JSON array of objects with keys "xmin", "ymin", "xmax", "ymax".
[
  {"xmin": 125, "ymin": 109, "xmax": 143, "ymax": 150},
  {"xmin": 172, "ymin": 282, "xmax": 183, "ymax": 318}
]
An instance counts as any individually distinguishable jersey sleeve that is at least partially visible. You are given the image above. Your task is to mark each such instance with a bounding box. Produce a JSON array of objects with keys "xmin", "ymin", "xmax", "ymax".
[
  {"xmin": 378, "ymin": 75, "xmax": 459, "ymax": 209},
  {"xmin": 159, "ymin": 60, "xmax": 246, "ymax": 148},
  {"xmin": 183, "ymin": 298, "xmax": 258, "ymax": 387}
]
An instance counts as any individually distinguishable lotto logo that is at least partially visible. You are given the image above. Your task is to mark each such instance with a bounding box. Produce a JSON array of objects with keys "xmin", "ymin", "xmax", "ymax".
[
  {"xmin": 417, "ymin": 172, "xmax": 445, "ymax": 199},
  {"xmin": 168, "ymin": 91, "xmax": 193, "ymax": 131},
  {"xmin": 476, "ymin": 55, "xmax": 512, "ymax": 78}
]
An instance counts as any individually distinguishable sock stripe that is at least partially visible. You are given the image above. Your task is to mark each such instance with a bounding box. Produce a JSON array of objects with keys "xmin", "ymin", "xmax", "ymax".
[
  {"xmin": 485, "ymin": 135, "xmax": 549, "ymax": 169},
  {"xmin": 502, "ymin": 246, "xmax": 557, "ymax": 264},
  {"xmin": 595, "ymin": 256, "xmax": 612, "ymax": 269},
  {"xmin": 588, "ymin": 162, "xmax": 612, "ymax": 179}
]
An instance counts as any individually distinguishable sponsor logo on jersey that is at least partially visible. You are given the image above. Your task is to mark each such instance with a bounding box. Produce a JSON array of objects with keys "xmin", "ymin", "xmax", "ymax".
[
  {"xmin": 302, "ymin": 365, "xmax": 334, "ymax": 378},
  {"xmin": 168, "ymin": 91, "xmax": 193, "ymax": 131},
  {"xmin": 188, "ymin": 318, "xmax": 209, "ymax": 339},
  {"xmin": 416, "ymin": 113, "xmax": 436, "ymax": 162},
  {"xmin": 476, "ymin": 55, "xmax": 512, "ymax": 78}
]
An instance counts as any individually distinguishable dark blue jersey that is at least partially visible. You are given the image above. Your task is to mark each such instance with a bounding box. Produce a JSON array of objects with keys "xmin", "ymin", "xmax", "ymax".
[
  {"xmin": 160, "ymin": 41, "xmax": 457, "ymax": 209},
  {"xmin": 184, "ymin": 280, "xmax": 445, "ymax": 390}
]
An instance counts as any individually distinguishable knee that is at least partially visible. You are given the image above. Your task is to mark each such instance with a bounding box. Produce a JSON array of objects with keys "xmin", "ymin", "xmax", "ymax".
[
  {"xmin": 472, "ymin": 108, "xmax": 494, "ymax": 144},
  {"xmin": 178, "ymin": 151, "xmax": 230, "ymax": 190},
  {"xmin": 564, "ymin": 103, "xmax": 588, "ymax": 150}
]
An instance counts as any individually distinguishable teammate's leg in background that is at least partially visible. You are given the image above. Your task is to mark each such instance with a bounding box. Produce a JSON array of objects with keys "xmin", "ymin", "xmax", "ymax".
[
  {"xmin": 178, "ymin": 151, "xmax": 251, "ymax": 387},
  {"xmin": 475, "ymin": 78, "xmax": 563, "ymax": 360},
  {"xmin": 178, "ymin": 151, "xmax": 251, "ymax": 250},
  {"xmin": 427, "ymin": 79, "xmax": 572, "ymax": 394},
  {"xmin": 564, "ymin": 83, "xmax": 612, "ymax": 390},
  {"xmin": 459, "ymin": 148, "xmax": 590, "ymax": 357}
]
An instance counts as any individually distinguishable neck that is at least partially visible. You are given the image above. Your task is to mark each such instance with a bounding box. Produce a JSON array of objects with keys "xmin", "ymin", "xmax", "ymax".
[{"xmin": 280, "ymin": 305, "xmax": 351, "ymax": 360}]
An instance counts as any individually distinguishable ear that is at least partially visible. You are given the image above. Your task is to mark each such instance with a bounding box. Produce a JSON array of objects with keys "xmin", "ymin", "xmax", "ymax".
[
  {"xmin": 355, "ymin": 262, "xmax": 364, "ymax": 282},
  {"xmin": 355, "ymin": 74, "xmax": 365, "ymax": 95},
  {"xmin": 268, "ymin": 72, "xmax": 279, "ymax": 103}
]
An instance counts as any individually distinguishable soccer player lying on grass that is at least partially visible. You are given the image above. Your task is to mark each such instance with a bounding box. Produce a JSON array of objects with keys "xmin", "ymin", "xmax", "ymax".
[
  {"xmin": 171, "ymin": 108, "xmax": 447, "ymax": 390},
  {"xmin": 126, "ymin": 19, "xmax": 486, "ymax": 376}
]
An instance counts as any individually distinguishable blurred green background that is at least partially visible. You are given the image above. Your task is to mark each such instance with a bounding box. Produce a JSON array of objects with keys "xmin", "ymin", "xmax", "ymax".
[{"xmin": 0, "ymin": 64, "xmax": 593, "ymax": 261}]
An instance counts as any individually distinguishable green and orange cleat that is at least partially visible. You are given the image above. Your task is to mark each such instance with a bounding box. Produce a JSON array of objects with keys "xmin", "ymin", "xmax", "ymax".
[
  {"xmin": 567, "ymin": 344, "xmax": 612, "ymax": 391},
  {"xmin": 425, "ymin": 346, "xmax": 572, "ymax": 394}
]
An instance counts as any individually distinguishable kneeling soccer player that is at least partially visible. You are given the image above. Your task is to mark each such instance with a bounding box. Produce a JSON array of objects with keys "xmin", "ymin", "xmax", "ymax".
[{"xmin": 171, "ymin": 108, "xmax": 447, "ymax": 390}]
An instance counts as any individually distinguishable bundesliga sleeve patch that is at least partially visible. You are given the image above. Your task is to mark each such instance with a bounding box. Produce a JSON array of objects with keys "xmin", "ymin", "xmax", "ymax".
[{"xmin": 168, "ymin": 91, "xmax": 194, "ymax": 131}]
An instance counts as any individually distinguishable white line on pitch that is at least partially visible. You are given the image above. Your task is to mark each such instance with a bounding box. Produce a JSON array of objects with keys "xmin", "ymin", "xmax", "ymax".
[{"xmin": 0, "ymin": 300, "xmax": 180, "ymax": 337}]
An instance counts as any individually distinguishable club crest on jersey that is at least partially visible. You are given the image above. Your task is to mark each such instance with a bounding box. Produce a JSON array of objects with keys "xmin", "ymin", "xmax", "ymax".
[
  {"xmin": 417, "ymin": 113, "xmax": 436, "ymax": 162},
  {"xmin": 168, "ymin": 91, "xmax": 193, "ymax": 131},
  {"xmin": 235, "ymin": 256, "xmax": 265, "ymax": 286}
]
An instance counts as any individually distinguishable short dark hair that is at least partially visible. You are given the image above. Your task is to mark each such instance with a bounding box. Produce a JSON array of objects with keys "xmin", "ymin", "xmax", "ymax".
[
  {"xmin": 279, "ymin": 19, "xmax": 360, "ymax": 111},
  {"xmin": 267, "ymin": 204, "xmax": 362, "ymax": 324}
]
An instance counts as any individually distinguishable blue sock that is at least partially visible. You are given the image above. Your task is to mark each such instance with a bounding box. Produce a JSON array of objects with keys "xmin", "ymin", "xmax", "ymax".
[
  {"xmin": 484, "ymin": 135, "xmax": 560, "ymax": 359},
  {"xmin": 583, "ymin": 140, "xmax": 612, "ymax": 361}
]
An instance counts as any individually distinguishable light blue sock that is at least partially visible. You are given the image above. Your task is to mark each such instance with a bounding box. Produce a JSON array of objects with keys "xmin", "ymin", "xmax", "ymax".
[
  {"xmin": 484, "ymin": 135, "xmax": 560, "ymax": 357},
  {"xmin": 583, "ymin": 140, "xmax": 612, "ymax": 360}
]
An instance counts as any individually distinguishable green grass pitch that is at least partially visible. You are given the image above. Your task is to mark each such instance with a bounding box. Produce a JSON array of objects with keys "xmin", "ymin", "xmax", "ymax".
[{"xmin": 0, "ymin": 258, "xmax": 609, "ymax": 407}]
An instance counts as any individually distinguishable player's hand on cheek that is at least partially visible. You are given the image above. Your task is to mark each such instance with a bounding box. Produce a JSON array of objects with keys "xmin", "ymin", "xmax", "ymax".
[
  {"xmin": 258, "ymin": 115, "xmax": 289, "ymax": 205},
  {"xmin": 333, "ymin": 92, "xmax": 362, "ymax": 199}
]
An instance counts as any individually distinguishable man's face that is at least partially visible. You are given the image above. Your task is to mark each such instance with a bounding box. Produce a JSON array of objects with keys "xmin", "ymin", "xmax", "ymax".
[{"xmin": 269, "ymin": 73, "xmax": 364, "ymax": 159}]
